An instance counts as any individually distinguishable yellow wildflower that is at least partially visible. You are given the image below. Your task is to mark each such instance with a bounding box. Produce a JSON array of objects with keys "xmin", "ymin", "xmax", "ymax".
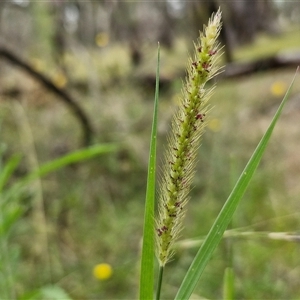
[
  {"xmin": 93, "ymin": 263, "xmax": 113, "ymax": 280},
  {"xmin": 270, "ymin": 81, "xmax": 287, "ymax": 97}
]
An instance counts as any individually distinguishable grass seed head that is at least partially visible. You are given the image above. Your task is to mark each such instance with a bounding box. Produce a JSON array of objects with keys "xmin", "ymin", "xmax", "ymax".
[{"xmin": 156, "ymin": 8, "xmax": 223, "ymax": 266}]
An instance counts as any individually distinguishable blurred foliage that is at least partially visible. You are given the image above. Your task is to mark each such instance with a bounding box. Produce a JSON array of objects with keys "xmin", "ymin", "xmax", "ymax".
[{"xmin": 0, "ymin": 1, "xmax": 300, "ymax": 299}]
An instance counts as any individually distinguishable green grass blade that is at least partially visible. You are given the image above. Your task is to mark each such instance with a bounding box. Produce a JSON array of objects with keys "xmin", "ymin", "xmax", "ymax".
[
  {"xmin": 22, "ymin": 143, "xmax": 117, "ymax": 182},
  {"xmin": 223, "ymin": 267, "xmax": 235, "ymax": 300},
  {"xmin": 0, "ymin": 154, "xmax": 21, "ymax": 193},
  {"xmin": 139, "ymin": 43, "xmax": 160, "ymax": 299},
  {"xmin": 4, "ymin": 143, "xmax": 117, "ymax": 200},
  {"xmin": 175, "ymin": 69, "xmax": 298, "ymax": 299}
]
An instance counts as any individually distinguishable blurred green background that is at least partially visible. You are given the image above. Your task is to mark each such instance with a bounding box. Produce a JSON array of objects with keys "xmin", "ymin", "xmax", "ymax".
[{"xmin": 0, "ymin": 1, "xmax": 300, "ymax": 299}]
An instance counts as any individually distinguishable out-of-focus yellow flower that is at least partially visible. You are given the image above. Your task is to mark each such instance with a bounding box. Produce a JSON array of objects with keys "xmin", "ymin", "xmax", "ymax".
[
  {"xmin": 208, "ymin": 118, "xmax": 221, "ymax": 132},
  {"xmin": 93, "ymin": 263, "xmax": 113, "ymax": 280},
  {"xmin": 52, "ymin": 71, "xmax": 67, "ymax": 88},
  {"xmin": 95, "ymin": 32, "xmax": 109, "ymax": 47},
  {"xmin": 270, "ymin": 81, "xmax": 287, "ymax": 97}
]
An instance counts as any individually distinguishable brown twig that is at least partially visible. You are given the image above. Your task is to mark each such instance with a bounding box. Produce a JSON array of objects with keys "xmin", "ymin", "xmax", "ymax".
[
  {"xmin": 224, "ymin": 51, "xmax": 300, "ymax": 78},
  {"xmin": 0, "ymin": 46, "xmax": 93, "ymax": 146}
]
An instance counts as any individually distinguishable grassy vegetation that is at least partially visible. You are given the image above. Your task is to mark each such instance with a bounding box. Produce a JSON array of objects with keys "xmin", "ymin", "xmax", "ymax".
[{"xmin": 0, "ymin": 26, "xmax": 300, "ymax": 299}]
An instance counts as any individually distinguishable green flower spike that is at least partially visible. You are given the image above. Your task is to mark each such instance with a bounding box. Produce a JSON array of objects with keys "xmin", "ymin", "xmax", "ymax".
[{"xmin": 156, "ymin": 9, "xmax": 223, "ymax": 267}]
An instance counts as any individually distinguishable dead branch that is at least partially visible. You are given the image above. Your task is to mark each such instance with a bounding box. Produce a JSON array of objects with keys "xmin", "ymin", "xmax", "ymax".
[
  {"xmin": 224, "ymin": 50, "xmax": 300, "ymax": 78},
  {"xmin": 0, "ymin": 46, "xmax": 93, "ymax": 146}
]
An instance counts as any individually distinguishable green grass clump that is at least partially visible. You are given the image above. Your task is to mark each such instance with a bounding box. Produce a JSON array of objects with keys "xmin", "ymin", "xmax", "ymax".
[{"xmin": 0, "ymin": 8, "xmax": 300, "ymax": 299}]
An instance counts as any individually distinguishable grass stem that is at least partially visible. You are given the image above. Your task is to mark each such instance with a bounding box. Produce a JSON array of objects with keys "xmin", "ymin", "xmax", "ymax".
[{"xmin": 156, "ymin": 265, "xmax": 164, "ymax": 300}]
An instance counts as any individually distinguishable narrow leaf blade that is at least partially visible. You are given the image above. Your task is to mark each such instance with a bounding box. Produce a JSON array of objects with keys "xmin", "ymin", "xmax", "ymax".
[
  {"xmin": 4, "ymin": 143, "xmax": 117, "ymax": 201},
  {"xmin": 24, "ymin": 143, "xmax": 118, "ymax": 182},
  {"xmin": 0, "ymin": 154, "xmax": 21, "ymax": 192},
  {"xmin": 139, "ymin": 44, "xmax": 160, "ymax": 299}
]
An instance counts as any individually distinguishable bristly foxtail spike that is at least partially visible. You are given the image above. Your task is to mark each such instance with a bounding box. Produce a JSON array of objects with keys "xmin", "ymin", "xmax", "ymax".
[{"xmin": 155, "ymin": 8, "xmax": 223, "ymax": 267}]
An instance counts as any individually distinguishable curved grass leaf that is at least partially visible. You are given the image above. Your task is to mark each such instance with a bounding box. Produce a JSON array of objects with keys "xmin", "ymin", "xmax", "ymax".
[
  {"xmin": 139, "ymin": 44, "xmax": 160, "ymax": 299},
  {"xmin": 3, "ymin": 143, "xmax": 118, "ymax": 201},
  {"xmin": 175, "ymin": 68, "xmax": 298, "ymax": 299},
  {"xmin": 22, "ymin": 143, "xmax": 118, "ymax": 182},
  {"xmin": 0, "ymin": 154, "xmax": 21, "ymax": 193}
]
